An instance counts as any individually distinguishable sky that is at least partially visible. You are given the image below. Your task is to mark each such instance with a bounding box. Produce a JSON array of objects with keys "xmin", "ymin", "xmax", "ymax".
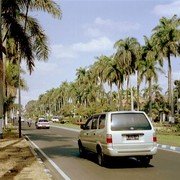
[{"xmin": 21, "ymin": 0, "xmax": 180, "ymax": 106}]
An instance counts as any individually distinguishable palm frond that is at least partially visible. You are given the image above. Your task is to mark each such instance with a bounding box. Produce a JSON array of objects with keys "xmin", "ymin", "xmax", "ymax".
[{"xmin": 29, "ymin": 0, "xmax": 62, "ymax": 19}]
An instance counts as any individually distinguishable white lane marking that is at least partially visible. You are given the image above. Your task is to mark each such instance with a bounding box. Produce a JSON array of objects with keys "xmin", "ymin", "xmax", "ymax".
[{"xmin": 25, "ymin": 136, "xmax": 71, "ymax": 180}]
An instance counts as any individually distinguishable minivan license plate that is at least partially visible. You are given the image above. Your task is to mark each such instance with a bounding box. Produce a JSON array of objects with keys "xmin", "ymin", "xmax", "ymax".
[{"xmin": 126, "ymin": 135, "xmax": 139, "ymax": 140}]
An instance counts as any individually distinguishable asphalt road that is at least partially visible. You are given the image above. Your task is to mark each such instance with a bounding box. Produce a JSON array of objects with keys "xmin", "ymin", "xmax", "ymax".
[{"xmin": 22, "ymin": 122, "xmax": 180, "ymax": 180}]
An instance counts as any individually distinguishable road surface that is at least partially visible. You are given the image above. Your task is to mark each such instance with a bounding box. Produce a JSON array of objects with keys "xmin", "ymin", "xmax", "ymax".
[{"xmin": 22, "ymin": 122, "xmax": 180, "ymax": 180}]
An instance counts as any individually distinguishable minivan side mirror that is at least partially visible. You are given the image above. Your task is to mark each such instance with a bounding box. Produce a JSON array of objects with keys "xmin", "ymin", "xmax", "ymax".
[
  {"xmin": 80, "ymin": 124, "xmax": 86, "ymax": 129},
  {"xmin": 80, "ymin": 124, "xmax": 90, "ymax": 130}
]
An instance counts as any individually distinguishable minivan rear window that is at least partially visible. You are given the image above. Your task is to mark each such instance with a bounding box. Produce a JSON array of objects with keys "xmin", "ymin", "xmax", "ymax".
[
  {"xmin": 111, "ymin": 113, "xmax": 151, "ymax": 131},
  {"xmin": 39, "ymin": 119, "xmax": 48, "ymax": 122}
]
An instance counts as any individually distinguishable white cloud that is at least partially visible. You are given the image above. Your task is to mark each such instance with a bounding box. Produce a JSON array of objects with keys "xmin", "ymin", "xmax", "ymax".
[
  {"xmin": 51, "ymin": 44, "xmax": 77, "ymax": 59},
  {"xmin": 153, "ymin": 1, "xmax": 180, "ymax": 16},
  {"xmin": 34, "ymin": 61, "xmax": 59, "ymax": 74},
  {"xmin": 51, "ymin": 36, "xmax": 113, "ymax": 59},
  {"xmin": 84, "ymin": 27, "xmax": 101, "ymax": 38},
  {"xmin": 72, "ymin": 37, "xmax": 113, "ymax": 52},
  {"xmin": 173, "ymin": 72, "xmax": 180, "ymax": 80},
  {"xmin": 83, "ymin": 17, "xmax": 140, "ymax": 37}
]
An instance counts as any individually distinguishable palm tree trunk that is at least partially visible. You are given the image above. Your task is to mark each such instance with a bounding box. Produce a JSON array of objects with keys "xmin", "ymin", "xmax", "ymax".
[
  {"xmin": 0, "ymin": 0, "xmax": 4, "ymax": 137},
  {"xmin": 110, "ymin": 84, "xmax": 112, "ymax": 106},
  {"xmin": 3, "ymin": 77, "xmax": 8, "ymax": 127},
  {"xmin": 130, "ymin": 85, "xmax": 134, "ymax": 111},
  {"xmin": 118, "ymin": 83, "xmax": 122, "ymax": 111},
  {"xmin": 149, "ymin": 78, "xmax": 152, "ymax": 120},
  {"xmin": 137, "ymin": 70, "xmax": 140, "ymax": 111},
  {"xmin": 0, "ymin": 59, "xmax": 3, "ymax": 121},
  {"xmin": 126, "ymin": 76, "xmax": 130, "ymax": 110},
  {"xmin": 168, "ymin": 55, "xmax": 174, "ymax": 117},
  {"xmin": 17, "ymin": 0, "xmax": 30, "ymax": 138}
]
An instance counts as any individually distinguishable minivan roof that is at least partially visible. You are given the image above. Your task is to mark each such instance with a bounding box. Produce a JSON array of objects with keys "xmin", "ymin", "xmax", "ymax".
[{"xmin": 93, "ymin": 111, "xmax": 145, "ymax": 116}]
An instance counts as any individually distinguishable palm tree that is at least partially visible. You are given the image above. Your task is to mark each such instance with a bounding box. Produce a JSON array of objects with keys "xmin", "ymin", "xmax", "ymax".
[
  {"xmin": 114, "ymin": 37, "xmax": 140, "ymax": 109},
  {"xmin": 2, "ymin": 0, "xmax": 61, "ymax": 72},
  {"xmin": 104, "ymin": 58, "xmax": 124, "ymax": 110},
  {"xmin": 152, "ymin": 15, "xmax": 180, "ymax": 117},
  {"xmin": 4, "ymin": 61, "xmax": 27, "ymax": 126},
  {"xmin": 0, "ymin": 0, "xmax": 61, "ymax": 136},
  {"xmin": 140, "ymin": 36, "xmax": 163, "ymax": 119},
  {"xmin": 134, "ymin": 46, "xmax": 144, "ymax": 110}
]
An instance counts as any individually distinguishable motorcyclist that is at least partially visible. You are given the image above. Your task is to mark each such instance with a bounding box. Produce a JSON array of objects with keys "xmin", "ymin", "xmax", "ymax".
[{"xmin": 27, "ymin": 118, "xmax": 32, "ymax": 127}]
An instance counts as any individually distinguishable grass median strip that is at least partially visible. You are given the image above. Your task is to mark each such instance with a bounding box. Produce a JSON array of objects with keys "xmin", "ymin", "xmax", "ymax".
[{"xmin": 157, "ymin": 134, "xmax": 180, "ymax": 147}]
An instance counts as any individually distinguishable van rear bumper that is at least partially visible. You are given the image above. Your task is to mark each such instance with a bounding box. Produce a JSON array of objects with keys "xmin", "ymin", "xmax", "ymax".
[{"xmin": 104, "ymin": 146, "xmax": 157, "ymax": 157}]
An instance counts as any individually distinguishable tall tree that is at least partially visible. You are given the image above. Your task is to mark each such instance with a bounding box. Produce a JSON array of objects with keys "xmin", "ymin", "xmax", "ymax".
[
  {"xmin": 152, "ymin": 15, "xmax": 180, "ymax": 117},
  {"xmin": 0, "ymin": 0, "xmax": 61, "ymax": 132},
  {"xmin": 140, "ymin": 36, "xmax": 163, "ymax": 119},
  {"xmin": 102, "ymin": 56, "xmax": 124, "ymax": 110},
  {"xmin": 114, "ymin": 37, "xmax": 140, "ymax": 110},
  {"xmin": 0, "ymin": 0, "xmax": 3, "ymax": 124}
]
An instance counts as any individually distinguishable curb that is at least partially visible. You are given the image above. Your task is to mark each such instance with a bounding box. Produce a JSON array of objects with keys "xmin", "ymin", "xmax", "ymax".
[
  {"xmin": 157, "ymin": 144, "xmax": 180, "ymax": 153},
  {"xmin": 24, "ymin": 135, "xmax": 53, "ymax": 179}
]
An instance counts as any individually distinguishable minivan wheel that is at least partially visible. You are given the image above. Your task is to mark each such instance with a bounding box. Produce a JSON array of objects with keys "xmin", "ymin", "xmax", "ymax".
[
  {"xmin": 78, "ymin": 141, "xmax": 85, "ymax": 158},
  {"xmin": 140, "ymin": 156, "xmax": 151, "ymax": 167},
  {"xmin": 97, "ymin": 151, "xmax": 105, "ymax": 166}
]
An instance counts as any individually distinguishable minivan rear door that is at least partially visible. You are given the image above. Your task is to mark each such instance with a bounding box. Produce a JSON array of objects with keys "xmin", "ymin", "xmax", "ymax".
[{"xmin": 110, "ymin": 112, "xmax": 154, "ymax": 152}]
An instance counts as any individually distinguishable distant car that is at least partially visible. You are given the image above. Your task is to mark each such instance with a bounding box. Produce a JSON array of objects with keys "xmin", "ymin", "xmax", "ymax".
[
  {"xmin": 38, "ymin": 117, "xmax": 46, "ymax": 120},
  {"xmin": 51, "ymin": 116, "xmax": 59, "ymax": 122},
  {"xmin": 21, "ymin": 118, "xmax": 25, "ymax": 122},
  {"xmin": 36, "ymin": 119, "xmax": 50, "ymax": 129}
]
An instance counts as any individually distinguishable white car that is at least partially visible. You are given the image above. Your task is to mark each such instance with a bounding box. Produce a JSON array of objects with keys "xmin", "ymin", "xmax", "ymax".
[
  {"xmin": 36, "ymin": 119, "xmax": 50, "ymax": 129},
  {"xmin": 21, "ymin": 118, "xmax": 25, "ymax": 122},
  {"xmin": 51, "ymin": 116, "xmax": 59, "ymax": 122},
  {"xmin": 78, "ymin": 111, "xmax": 157, "ymax": 166}
]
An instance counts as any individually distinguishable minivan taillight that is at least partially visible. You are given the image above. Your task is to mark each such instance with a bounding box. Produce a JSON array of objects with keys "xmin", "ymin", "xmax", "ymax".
[
  {"xmin": 106, "ymin": 134, "xmax": 112, "ymax": 144},
  {"xmin": 153, "ymin": 133, "xmax": 157, "ymax": 142}
]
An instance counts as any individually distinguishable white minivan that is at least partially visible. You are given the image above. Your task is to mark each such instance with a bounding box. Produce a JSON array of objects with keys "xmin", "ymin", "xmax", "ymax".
[{"xmin": 78, "ymin": 111, "xmax": 157, "ymax": 166}]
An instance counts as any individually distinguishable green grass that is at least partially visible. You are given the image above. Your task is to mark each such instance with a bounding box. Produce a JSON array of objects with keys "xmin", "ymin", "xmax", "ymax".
[
  {"xmin": 51, "ymin": 122, "xmax": 80, "ymax": 129},
  {"xmin": 3, "ymin": 127, "xmax": 19, "ymax": 139},
  {"xmin": 157, "ymin": 134, "xmax": 180, "ymax": 147}
]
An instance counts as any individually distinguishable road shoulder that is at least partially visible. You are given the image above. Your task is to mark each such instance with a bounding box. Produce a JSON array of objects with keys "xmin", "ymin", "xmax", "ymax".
[{"xmin": 0, "ymin": 136, "xmax": 51, "ymax": 179}]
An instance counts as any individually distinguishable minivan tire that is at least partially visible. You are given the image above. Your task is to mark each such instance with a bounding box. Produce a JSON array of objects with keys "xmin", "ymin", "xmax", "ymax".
[
  {"xmin": 97, "ymin": 150, "xmax": 105, "ymax": 166},
  {"xmin": 78, "ymin": 141, "xmax": 86, "ymax": 157},
  {"xmin": 140, "ymin": 156, "xmax": 151, "ymax": 167}
]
